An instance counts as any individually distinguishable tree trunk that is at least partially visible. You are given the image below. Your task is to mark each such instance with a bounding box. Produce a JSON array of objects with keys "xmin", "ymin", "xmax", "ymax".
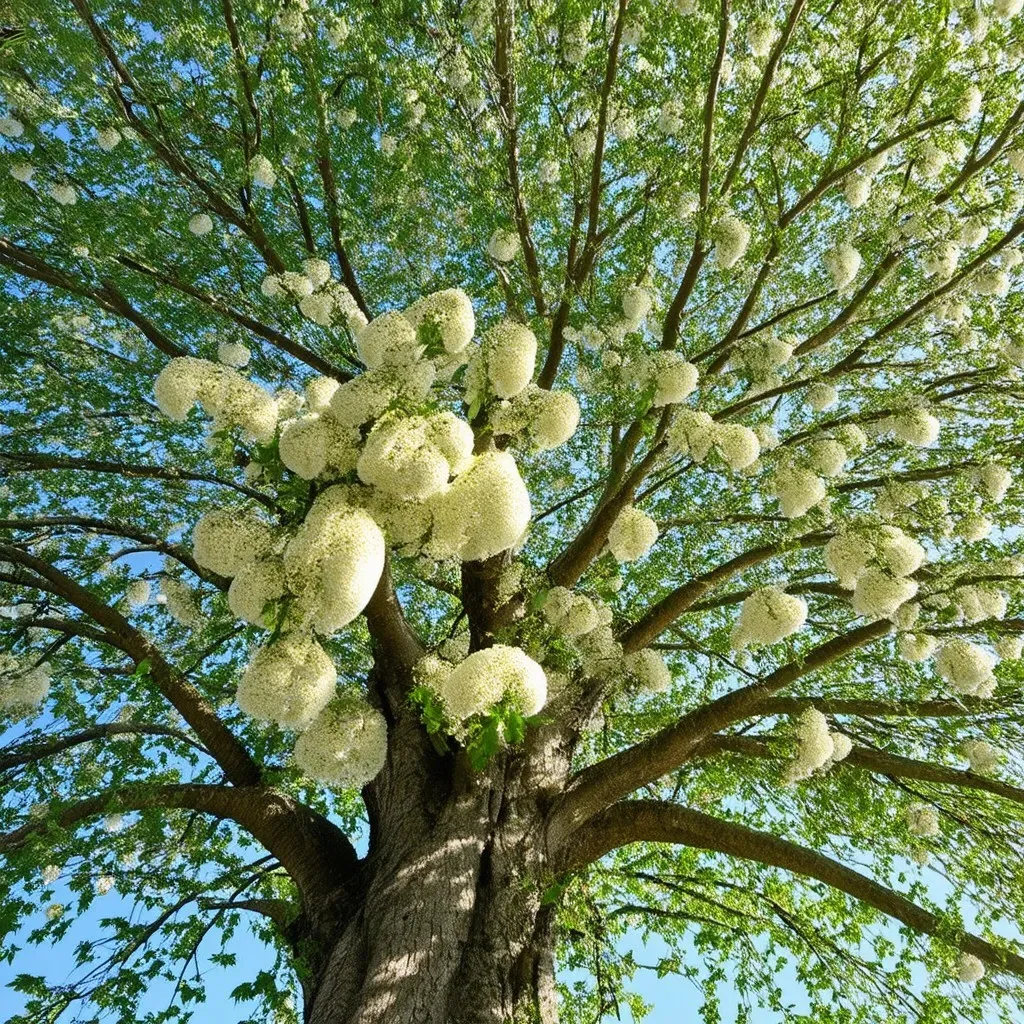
[{"xmin": 304, "ymin": 722, "xmax": 571, "ymax": 1024}]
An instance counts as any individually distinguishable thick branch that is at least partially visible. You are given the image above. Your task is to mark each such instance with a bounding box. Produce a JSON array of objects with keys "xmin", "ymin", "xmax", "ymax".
[{"xmin": 563, "ymin": 801, "xmax": 1024, "ymax": 977}]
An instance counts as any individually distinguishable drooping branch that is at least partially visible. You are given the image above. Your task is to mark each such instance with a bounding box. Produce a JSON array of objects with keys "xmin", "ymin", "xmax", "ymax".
[
  {"xmin": 699, "ymin": 734, "xmax": 1024, "ymax": 809},
  {"xmin": 0, "ymin": 451, "xmax": 282, "ymax": 512},
  {"xmin": 562, "ymin": 801, "xmax": 1024, "ymax": 977},
  {"xmin": 0, "ymin": 543, "xmax": 263, "ymax": 789},
  {"xmin": 0, "ymin": 782, "xmax": 358, "ymax": 912},
  {"xmin": 0, "ymin": 722, "xmax": 210, "ymax": 772}
]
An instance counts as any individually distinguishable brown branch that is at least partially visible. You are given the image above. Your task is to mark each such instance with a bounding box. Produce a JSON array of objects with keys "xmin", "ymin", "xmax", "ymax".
[
  {"xmin": 562, "ymin": 800, "xmax": 1024, "ymax": 977},
  {"xmin": 0, "ymin": 722, "xmax": 209, "ymax": 771},
  {"xmin": 549, "ymin": 619, "xmax": 892, "ymax": 844},
  {"xmin": 0, "ymin": 544, "xmax": 263, "ymax": 789},
  {"xmin": 0, "ymin": 451, "xmax": 282, "ymax": 512},
  {"xmin": 756, "ymin": 694, "xmax": 1019, "ymax": 720}
]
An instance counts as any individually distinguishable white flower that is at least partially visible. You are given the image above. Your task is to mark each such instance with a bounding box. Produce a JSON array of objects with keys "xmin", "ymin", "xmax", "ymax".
[
  {"xmin": 621, "ymin": 284, "xmax": 653, "ymax": 327},
  {"xmin": 732, "ymin": 587, "xmax": 807, "ymax": 649},
  {"xmin": 249, "ymin": 154, "xmax": 277, "ymax": 188},
  {"xmin": 922, "ymin": 242, "xmax": 960, "ymax": 280},
  {"xmin": 960, "ymin": 738, "xmax": 1000, "ymax": 774},
  {"xmin": 41, "ymin": 864, "xmax": 60, "ymax": 885},
  {"xmin": 125, "ymin": 579, "xmax": 150, "ymax": 609},
  {"xmin": 305, "ymin": 376, "xmax": 340, "ymax": 412},
  {"xmin": 283, "ymin": 488, "xmax": 386, "ymax": 633},
  {"xmin": 843, "ymin": 173, "xmax": 871, "ymax": 208},
  {"xmin": 192, "ymin": 509, "xmax": 274, "ymax": 578},
  {"xmin": 712, "ymin": 214, "xmax": 751, "ymax": 270},
  {"xmin": 0, "ymin": 117, "xmax": 25, "ymax": 137},
  {"xmin": 667, "ymin": 409, "xmax": 718, "ymax": 462},
  {"xmin": 851, "ymin": 569, "xmax": 918, "ymax": 620},
  {"xmin": 774, "ymin": 466, "xmax": 827, "ymax": 518},
  {"xmin": 96, "ymin": 127, "xmax": 122, "ymax": 151},
  {"xmin": 228, "ymin": 557, "xmax": 287, "ymax": 625},
  {"xmin": 379, "ymin": 134, "xmax": 398, "ymax": 155},
  {"xmin": 804, "ymin": 439, "xmax": 847, "ymax": 477},
  {"xmin": 217, "ymin": 340, "xmax": 250, "ymax": 367},
  {"xmin": 487, "ymin": 228, "xmax": 520, "ymax": 262},
  {"xmin": 917, "ymin": 140, "xmax": 948, "ymax": 178},
  {"xmin": 468, "ymin": 319, "xmax": 538, "ymax": 401},
  {"xmin": 49, "ymin": 183, "xmax": 77, "ymax": 206},
  {"xmin": 428, "ymin": 451, "xmax": 532, "ymax": 562},
  {"xmin": 906, "ymin": 801, "xmax": 939, "ymax": 837},
  {"xmin": 237, "ymin": 633, "xmax": 336, "ymax": 730},
  {"xmin": 898, "ymin": 633, "xmax": 937, "ymax": 663},
  {"xmin": 715, "ymin": 423, "xmax": 760, "ymax": 471},
  {"xmin": 954, "ymin": 85, "xmax": 983, "ymax": 122},
  {"xmin": 490, "ymin": 385, "xmax": 580, "ymax": 450},
  {"xmin": 995, "ymin": 0, "xmax": 1023, "ymax": 18},
  {"xmin": 607, "ymin": 506, "xmax": 658, "ymax": 564},
  {"xmin": 437, "ymin": 645, "xmax": 547, "ymax": 720},
  {"xmin": 995, "ymin": 635, "xmax": 1024, "ymax": 660},
  {"xmin": 625, "ymin": 648, "xmax": 672, "ymax": 694},
  {"xmin": 640, "ymin": 352, "xmax": 699, "ymax": 407},
  {"xmin": 935, "ymin": 639, "xmax": 997, "ymax": 696},
  {"xmin": 956, "ymin": 952, "xmax": 985, "ymax": 984},
  {"xmin": 9, "ymin": 161, "xmax": 34, "ymax": 183},
  {"xmin": 823, "ymin": 242, "xmax": 862, "ymax": 290},
  {"xmin": 538, "ymin": 158, "xmax": 560, "ymax": 184},
  {"xmin": 543, "ymin": 586, "xmax": 602, "ymax": 638},
  {"xmin": 805, "ymin": 382, "xmax": 838, "ymax": 411},
  {"xmin": 355, "ymin": 310, "xmax": 421, "ymax": 368},
  {"xmin": 746, "ymin": 14, "xmax": 776, "ymax": 57},
  {"xmin": 955, "ymin": 513, "xmax": 992, "ymax": 542},
  {"xmin": 279, "ymin": 412, "xmax": 360, "ymax": 480},
  {"xmin": 95, "ymin": 874, "xmax": 115, "ymax": 896},
  {"xmin": 188, "ymin": 213, "xmax": 214, "ymax": 235},
  {"xmin": 294, "ymin": 693, "xmax": 388, "ymax": 787},
  {"xmin": 886, "ymin": 408, "xmax": 939, "ymax": 447},
  {"xmin": 403, "ymin": 288, "xmax": 476, "ymax": 355}
]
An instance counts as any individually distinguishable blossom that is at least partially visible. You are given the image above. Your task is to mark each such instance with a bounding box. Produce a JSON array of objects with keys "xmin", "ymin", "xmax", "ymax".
[
  {"xmin": 624, "ymin": 648, "xmax": 672, "ymax": 693},
  {"xmin": 189, "ymin": 213, "xmax": 214, "ymax": 235},
  {"xmin": 824, "ymin": 526, "xmax": 925, "ymax": 588},
  {"xmin": 922, "ymin": 242, "xmax": 960, "ymax": 280},
  {"xmin": 843, "ymin": 173, "xmax": 871, "ymax": 208},
  {"xmin": 898, "ymin": 633, "xmax": 936, "ymax": 663},
  {"xmin": 237, "ymin": 633, "xmax": 336, "ymax": 730},
  {"xmin": 804, "ymin": 439, "xmax": 847, "ymax": 477},
  {"xmin": 851, "ymin": 569, "xmax": 918, "ymax": 620},
  {"xmin": 49, "ymin": 183, "xmax": 77, "ymax": 206},
  {"xmin": 935, "ymin": 639, "xmax": 997, "ymax": 696},
  {"xmin": 607, "ymin": 506, "xmax": 658, "ymax": 563},
  {"xmin": 995, "ymin": 0, "xmax": 1024, "ymax": 18},
  {"xmin": 960, "ymin": 738, "xmax": 1000, "ymax": 773},
  {"xmin": 792, "ymin": 709, "xmax": 834, "ymax": 772},
  {"xmin": 249, "ymin": 154, "xmax": 277, "ymax": 188},
  {"xmin": 9, "ymin": 162, "xmax": 34, "ymax": 183},
  {"xmin": 621, "ymin": 285, "xmax": 653, "ymax": 327},
  {"xmin": 954, "ymin": 85, "xmax": 983, "ymax": 122},
  {"xmin": 715, "ymin": 423, "xmax": 760, "ymax": 471},
  {"xmin": 886, "ymin": 408, "xmax": 939, "ymax": 447},
  {"xmin": 487, "ymin": 228, "xmax": 520, "ymax": 262},
  {"xmin": 294, "ymin": 692, "xmax": 388, "ymax": 787},
  {"xmin": 995, "ymin": 635, "xmax": 1024, "ymax": 660},
  {"xmin": 437, "ymin": 645, "xmax": 547, "ymax": 720},
  {"xmin": 125, "ymin": 579, "xmax": 150, "ymax": 609},
  {"xmin": 746, "ymin": 15, "xmax": 776, "ymax": 57},
  {"xmin": 640, "ymin": 352, "xmax": 699, "ymax": 407},
  {"xmin": 356, "ymin": 310, "xmax": 421, "ymax": 368},
  {"xmin": 0, "ymin": 117, "xmax": 25, "ymax": 137},
  {"xmin": 490, "ymin": 385, "xmax": 580, "ymax": 450},
  {"xmin": 773, "ymin": 466, "xmax": 827, "ymax": 518},
  {"xmin": 305, "ymin": 376, "xmax": 340, "ymax": 412},
  {"xmin": 467, "ymin": 319, "xmax": 538, "ymax": 401},
  {"xmin": 712, "ymin": 214, "xmax": 751, "ymax": 269},
  {"xmin": 41, "ymin": 864, "xmax": 60, "ymax": 885},
  {"xmin": 666, "ymin": 409, "xmax": 718, "ymax": 461},
  {"xmin": 955, "ymin": 513, "xmax": 992, "ymax": 542},
  {"xmin": 228, "ymin": 557, "xmax": 287, "ymax": 625},
  {"xmin": 0, "ymin": 661, "xmax": 51, "ymax": 713},
  {"xmin": 805, "ymin": 382, "xmax": 838, "ymax": 411},
  {"xmin": 428, "ymin": 450, "xmax": 532, "ymax": 561},
  {"xmin": 283, "ymin": 488, "xmax": 386, "ymax": 633},
  {"xmin": 279, "ymin": 412, "xmax": 360, "ymax": 480},
  {"xmin": 823, "ymin": 242, "xmax": 862, "ymax": 290},
  {"xmin": 403, "ymin": 288, "xmax": 476, "ymax": 355},
  {"xmin": 543, "ymin": 586, "xmax": 603, "ymax": 637},
  {"xmin": 217, "ymin": 341, "xmax": 250, "ymax": 367},
  {"xmin": 96, "ymin": 127, "xmax": 122, "ymax": 151},
  {"xmin": 192, "ymin": 509, "xmax": 274, "ymax": 578},
  {"xmin": 732, "ymin": 587, "xmax": 807, "ymax": 648},
  {"xmin": 161, "ymin": 577, "xmax": 204, "ymax": 628},
  {"xmin": 906, "ymin": 801, "xmax": 939, "ymax": 837},
  {"xmin": 956, "ymin": 952, "xmax": 985, "ymax": 983}
]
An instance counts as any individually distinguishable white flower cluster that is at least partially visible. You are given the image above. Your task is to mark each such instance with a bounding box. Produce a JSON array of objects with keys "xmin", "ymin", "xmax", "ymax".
[
  {"xmin": 898, "ymin": 632, "xmax": 937, "ymax": 663},
  {"xmin": 249, "ymin": 153, "xmax": 277, "ymax": 188},
  {"xmin": 434, "ymin": 644, "xmax": 547, "ymax": 721},
  {"xmin": 885, "ymin": 408, "xmax": 940, "ymax": 447},
  {"xmin": 543, "ymin": 586, "xmax": 606, "ymax": 637},
  {"xmin": 735, "ymin": 333, "xmax": 793, "ymax": 382},
  {"xmin": 731, "ymin": 587, "xmax": 807, "ymax": 649},
  {"xmin": 824, "ymin": 525, "xmax": 926, "ymax": 588},
  {"xmin": 956, "ymin": 952, "xmax": 985, "ymax": 984},
  {"xmin": 161, "ymin": 577, "xmax": 205, "ymax": 629},
  {"xmin": 607, "ymin": 506, "xmax": 659, "ymax": 563},
  {"xmin": 154, "ymin": 356, "xmax": 278, "ymax": 442},
  {"xmin": 666, "ymin": 412, "xmax": 759, "ymax": 471},
  {"xmin": 805, "ymin": 382, "xmax": 838, "ymax": 411},
  {"xmin": 487, "ymin": 228, "xmax": 520, "ymax": 263},
  {"xmin": 125, "ymin": 579, "xmax": 150, "ymax": 609},
  {"xmin": 823, "ymin": 242, "xmax": 862, "ymax": 291},
  {"xmin": 262, "ymin": 259, "xmax": 366, "ymax": 332},
  {"xmin": 935, "ymin": 638, "xmax": 997, "ymax": 697},
  {"xmin": 773, "ymin": 465, "xmax": 827, "ymax": 519},
  {"xmin": 490, "ymin": 385, "xmax": 581, "ymax": 450},
  {"xmin": 713, "ymin": 214, "xmax": 751, "ymax": 269},
  {"xmin": 970, "ymin": 463, "xmax": 1013, "ymax": 503},
  {"xmin": 952, "ymin": 585, "xmax": 1007, "ymax": 624},
  {"xmin": 0, "ymin": 658, "xmax": 51, "ymax": 714},
  {"xmin": 623, "ymin": 648, "xmax": 672, "ymax": 693},
  {"xmin": 192, "ymin": 509, "xmax": 274, "ymax": 578},
  {"xmin": 465, "ymin": 320, "xmax": 537, "ymax": 402},
  {"xmin": 237, "ymin": 632, "xmax": 337, "ymax": 730},
  {"xmin": 906, "ymin": 801, "xmax": 940, "ymax": 837},
  {"xmin": 960, "ymin": 738, "xmax": 1000, "ymax": 774},
  {"xmin": 294, "ymin": 692, "xmax": 388, "ymax": 787},
  {"xmin": 630, "ymin": 351, "xmax": 699, "ymax": 407},
  {"xmin": 784, "ymin": 709, "xmax": 851, "ymax": 782}
]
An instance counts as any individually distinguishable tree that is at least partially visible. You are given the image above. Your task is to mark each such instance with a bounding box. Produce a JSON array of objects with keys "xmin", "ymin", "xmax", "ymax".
[{"xmin": 1, "ymin": 0, "xmax": 1024, "ymax": 1020}]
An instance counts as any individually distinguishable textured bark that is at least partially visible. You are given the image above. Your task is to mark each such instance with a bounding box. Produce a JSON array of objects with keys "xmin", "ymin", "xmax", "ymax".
[{"xmin": 303, "ymin": 710, "xmax": 572, "ymax": 1024}]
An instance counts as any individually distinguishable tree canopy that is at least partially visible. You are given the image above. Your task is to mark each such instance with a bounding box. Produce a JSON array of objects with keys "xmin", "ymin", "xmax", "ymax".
[{"xmin": 2, "ymin": 0, "xmax": 1024, "ymax": 1022}]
